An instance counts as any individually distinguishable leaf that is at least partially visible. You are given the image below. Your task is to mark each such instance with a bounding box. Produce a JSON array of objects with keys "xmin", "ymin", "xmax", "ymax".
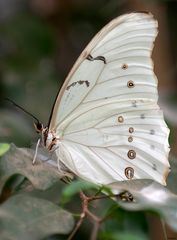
[
  {"xmin": 61, "ymin": 180, "xmax": 99, "ymax": 204},
  {"xmin": 0, "ymin": 143, "xmax": 10, "ymax": 156},
  {"xmin": 0, "ymin": 144, "xmax": 65, "ymax": 193},
  {"xmin": 0, "ymin": 194, "xmax": 74, "ymax": 240},
  {"xmin": 99, "ymin": 200, "xmax": 150, "ymax": 239},
  {"xmin": 166, "ymin": 155, "xmax": 177, "ymax": 194},
  {"xmin": 99, "ymin": 232, "xmax": 148, "ymax": 240},
  {"xmin": 109, "ymin": 179, "xmax": 177, "ymax": 232}
]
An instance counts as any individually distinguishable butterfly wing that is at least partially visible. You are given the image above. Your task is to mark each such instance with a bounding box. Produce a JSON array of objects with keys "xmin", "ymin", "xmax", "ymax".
[{"xmin": 49, "ymin": 12, "xmax": 170, "ymax": 185}]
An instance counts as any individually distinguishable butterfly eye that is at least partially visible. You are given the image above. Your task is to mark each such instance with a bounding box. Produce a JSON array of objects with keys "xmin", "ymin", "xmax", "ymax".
[{"xmin": 34, "ymin": 122, "xmax": 43, "ymax": 133}]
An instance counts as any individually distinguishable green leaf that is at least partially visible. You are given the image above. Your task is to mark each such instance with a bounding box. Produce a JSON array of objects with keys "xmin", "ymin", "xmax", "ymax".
[
  {"xmin": 0, "ymin": 143, "xmax": 10, "ymax": 156},
  {"xmin": 99, "ymin": 232, "xmax": 148, "ymax": 240},
  {"xmin": 61, "ymin": 180, "xmax": 99, "ymax": 204},
  {"xmin": 0, "ymin": 144, "xmax": 64, "ymax": 194},
  {"xmin": 99, "ymin": 202, "xmax": 149, "ymax": 240},
  {"xmin": 0, "ymin": 194, "xmax": 74, "ymax": 240}
]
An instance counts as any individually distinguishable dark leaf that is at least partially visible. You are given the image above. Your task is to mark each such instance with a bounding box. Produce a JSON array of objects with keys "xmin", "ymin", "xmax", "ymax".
[
  {"xmin": 0, "ymin": 194, "xmax": 74, "ymax": 240},
  {"xmin": 0, "ymin": 144, "xmax": 64, "ymax": 193},
  {"xmin": 166, "ymin": 155, "xmax": 177, "ymax": 194}
]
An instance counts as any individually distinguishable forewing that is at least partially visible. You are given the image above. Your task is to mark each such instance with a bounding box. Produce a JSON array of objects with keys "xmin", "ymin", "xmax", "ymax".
[{"xmin": 50, "ymin": 13, "xmax": 170, "ymax": 185}]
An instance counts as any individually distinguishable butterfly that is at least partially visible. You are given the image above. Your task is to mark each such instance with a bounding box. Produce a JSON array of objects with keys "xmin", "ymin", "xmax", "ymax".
[{"xmin": 34, "ymin": 12, "xmax": 170, "ymax": 186}]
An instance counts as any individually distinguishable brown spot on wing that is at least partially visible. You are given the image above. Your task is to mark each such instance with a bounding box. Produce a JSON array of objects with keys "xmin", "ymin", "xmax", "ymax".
[
  {"xmin": 86, "ymin": 54, "xmax": 106, "ymax": 64},
  {"xmin": 127, "ymin": 150, "xmax": 136, "ymax": 159},
  {"xmin": 125, "ymin": 167, "xmax": 134, "ymax": 179},
  {"xmin": 122, "ymin": 63, "xmax": 128, "ymax": 69},
  {"xmin": 66, "ymin": 80, "xmax": 90, "ymax": 91}
]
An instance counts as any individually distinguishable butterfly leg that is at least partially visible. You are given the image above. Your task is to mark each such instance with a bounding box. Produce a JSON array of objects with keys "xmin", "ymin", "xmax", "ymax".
[
  {"xmin": 32, "ymin": 138, "xmax": 41, "ymax": 165},
  {"xmin": 48, "ymin": 145, "xmax": 74, "ymax": 179}
]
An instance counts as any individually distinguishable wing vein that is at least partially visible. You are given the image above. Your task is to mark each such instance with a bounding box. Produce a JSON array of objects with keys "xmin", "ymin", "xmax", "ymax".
[
  {"xmin": 56, "ymin": 64, "xmax": 105, "ymax": 128},
  {"xmin": 64, "ymin": 123, "xmax": 166, "ymax": 136},
  {"xmin": 88, "ymin": 146, "xmax": 124, "ymax": 179}
]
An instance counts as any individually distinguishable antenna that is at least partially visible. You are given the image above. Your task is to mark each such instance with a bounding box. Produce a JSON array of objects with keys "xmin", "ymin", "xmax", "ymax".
[{"xmin": 5, "ymin": 98, "xmax": 41, "ymax": 125}]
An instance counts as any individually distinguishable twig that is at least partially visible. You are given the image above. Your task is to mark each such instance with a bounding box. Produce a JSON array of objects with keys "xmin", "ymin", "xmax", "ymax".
[
  {"xmin": 67, "ymin": 190, "xmax": 133, "ymax": 240},
  {"xmin": 67, "ymin": 212, "xmax": 85, "ymax": 240},
  {"xmin": 67, "ymin": 191, "xmax": 102, "ymax": 240},
  {"xmin": 90, "ymin": 221, "xmax": 100, "ymax": 240}
]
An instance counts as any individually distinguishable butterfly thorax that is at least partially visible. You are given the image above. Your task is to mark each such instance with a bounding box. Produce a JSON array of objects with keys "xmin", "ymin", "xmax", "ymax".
[
  {"xmin": 34, "ymin": 122, "xmax": 60, "ymax": 151},
  {"xmin": 33, "ymin": 123, "xmax": 61, "ymax": 166},
  {"xmin": 43, "ymin": 128, "xmax": 60, "ymax": 151}
]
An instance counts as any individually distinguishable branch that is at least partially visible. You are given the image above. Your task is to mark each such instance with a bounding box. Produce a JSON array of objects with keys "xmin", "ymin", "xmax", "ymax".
[{"xmin": 67, "ymin": 190, "xmax": 134, "ymax": 240}]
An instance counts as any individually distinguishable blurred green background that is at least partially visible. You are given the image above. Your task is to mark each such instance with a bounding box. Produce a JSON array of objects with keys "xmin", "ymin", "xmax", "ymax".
[{"xmin": 1, "ymin": 0, "xmax": 177, "ymax": 239}]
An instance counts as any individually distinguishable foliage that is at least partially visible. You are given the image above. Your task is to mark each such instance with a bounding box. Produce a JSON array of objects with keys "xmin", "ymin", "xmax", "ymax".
[
  {"xmin": 0, "ymin": 194, "xmax": 74, "ymax": 240},
  {"xmin": 0, "ymin": 143, "xmax": 10, "ymax": 157},
  {"xmin": 0, "ymin": 144, "xmax": 177, "ymax": 240}
]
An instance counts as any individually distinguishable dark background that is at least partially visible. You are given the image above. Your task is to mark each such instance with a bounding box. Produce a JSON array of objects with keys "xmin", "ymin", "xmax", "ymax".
[{"xmin": 0, "ymin": 1, "xmax": 177, "ymax": 239}]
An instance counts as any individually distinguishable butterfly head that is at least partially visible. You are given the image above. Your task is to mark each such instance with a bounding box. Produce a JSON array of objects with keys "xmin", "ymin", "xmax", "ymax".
[
  {"xmin": 34, "ymin": 121, "xmax": 44, "ymax": 133},
  {"xmin": 34, "ymin": 121, "xmax": 59, "ymax": 151}
]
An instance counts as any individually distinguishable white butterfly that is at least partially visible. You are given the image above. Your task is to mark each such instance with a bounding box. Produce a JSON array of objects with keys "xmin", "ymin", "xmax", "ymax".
[{"xmin": 34, "ymin": 12, "xmax": 170, "ymax": 186}]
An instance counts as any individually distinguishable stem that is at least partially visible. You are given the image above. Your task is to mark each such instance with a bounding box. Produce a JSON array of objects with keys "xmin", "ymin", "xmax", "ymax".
[
  {"xmin": 161, "ymin": 219, "xmax": 167, "ymax": 240},
  {"xmin": 90, "ymin": 222, "xmax": 100, "ymax": 240},
  {"xmin": 67, "ymin": 191, "xmax": 102, "ymax": 240},
  {"xmin": 67, "ymin": 191, "xmax": 130, "ymax": 240},
  {"xmin": 67, "ymin": 212, "xmax": 85, "ymax": 240}
]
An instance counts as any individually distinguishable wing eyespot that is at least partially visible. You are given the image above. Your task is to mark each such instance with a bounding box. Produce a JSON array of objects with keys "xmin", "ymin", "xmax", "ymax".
[
  {"xmin": 127, "ymin": 150, "xmax": 136, "ymax": 159},
  {"xmin": 122, "ymin": 63, "xmax": 128, "ymax": 70},
  {"xmin": 125, "ymin": 167, "xmax": 134, "ymax": 179},
  {"xmin": 129, "ymin": 127, "xmax": 134, "ymax": 133},
  {"xmin": 118, "ymin": 116, "xmax": 124, "ymax": 123},
  {"xmin": 127, "ymin": 80, "xmax": 135, "ymax": 88},
  {"xmin": 128, "ymin": 136, "xmax": 133, "ymax": 142}
]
